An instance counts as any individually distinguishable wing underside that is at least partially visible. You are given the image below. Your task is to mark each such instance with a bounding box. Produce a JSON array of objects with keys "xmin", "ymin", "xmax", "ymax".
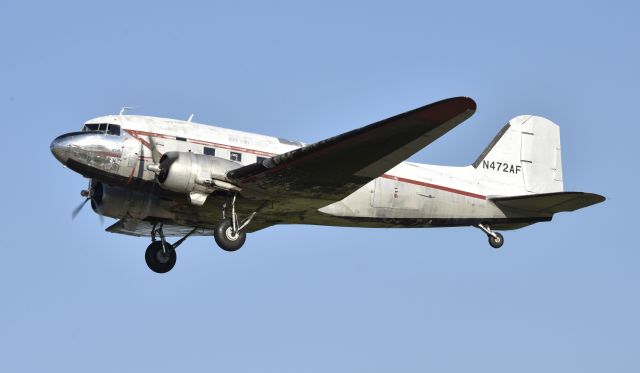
[
  {"xmin": 105, "ymin": 219, "xmax": 212, "ymax": 237},
  {"xmin": 106, "ymin": 217, "xmax": 274, "ymax": 237}
]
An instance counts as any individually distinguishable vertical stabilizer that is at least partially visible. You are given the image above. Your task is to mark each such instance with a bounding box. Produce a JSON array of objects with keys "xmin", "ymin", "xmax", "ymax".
[{"xmin": 473, "ymin": 115, "xmax": 563, "ymax": 195}]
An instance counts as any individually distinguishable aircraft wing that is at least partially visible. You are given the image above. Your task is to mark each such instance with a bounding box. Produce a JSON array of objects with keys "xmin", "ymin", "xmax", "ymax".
[{"xmin": 227, "ymin": 97, "xmax": 476, "ymax": 204}]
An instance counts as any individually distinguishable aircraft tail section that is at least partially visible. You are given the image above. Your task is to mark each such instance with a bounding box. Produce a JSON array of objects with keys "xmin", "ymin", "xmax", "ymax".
[{"xmin": 473, "ymin": 115, "xmax": 563, "ymax": 195}]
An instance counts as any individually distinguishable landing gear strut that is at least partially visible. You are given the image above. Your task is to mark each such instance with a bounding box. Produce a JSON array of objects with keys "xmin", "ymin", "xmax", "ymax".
[
  {"xmin": 477, "ymin": 223, "xmax": 504, "ymax": 249},
  {"xmin": 213, "ymin": 194, "xmax": 258, "ymax": 252},
  {"xmin": 145, "ymin": 222, "xmax": 197, "ymax": 273}
]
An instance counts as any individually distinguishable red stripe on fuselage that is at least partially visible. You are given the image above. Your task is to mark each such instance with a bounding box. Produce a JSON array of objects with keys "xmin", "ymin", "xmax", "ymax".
[
  {"xmin": 381, "ymin": 174, "xmax": 486, "ymax": 200},
  {"xmin": 123, "ymin": 129, "xmax": 485, "ymax": 200},
  {"xmin": 124, "ymin": 129, "xmax": 275, "ymax": 158}
]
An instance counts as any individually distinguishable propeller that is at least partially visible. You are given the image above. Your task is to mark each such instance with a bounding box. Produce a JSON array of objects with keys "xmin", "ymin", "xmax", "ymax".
[
  {"xmin": 148, "ymin": 135, "xmax": 162, "ymax": 164},
  {"xmin": 144, "ymin": 135, "xmax": 169, "ymax": 217},
  {"xmin": 71, "ymin": 180, "xmax": 104, "ymax": 225},
  {"xmin": 145, "ymin": 135, "xmax": 175, "ymax": 181},
  {"xmin": 147, "ymin": 151, "xmax": 179, "ymax": 182},
  {"xmin": 71, "ymin": 197, "xmax": 90, "ymax": 219}
]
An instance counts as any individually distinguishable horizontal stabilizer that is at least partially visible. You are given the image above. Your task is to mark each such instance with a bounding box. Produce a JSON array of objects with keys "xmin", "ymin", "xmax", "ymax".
[{"xmin": 491, "ymin": 192, "xmax": 605, "ymax": 214}]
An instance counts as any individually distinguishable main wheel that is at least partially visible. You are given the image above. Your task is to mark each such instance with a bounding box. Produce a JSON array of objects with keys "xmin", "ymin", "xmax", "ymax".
[
  {"xmin": 214, "ymin": 218, "xmax": 246, "ymax": 252},
  {"xmin": 488, "ymin": 232, "xmax": 504, "ymax": 249},
  {"xmin": 145, "ymin": 241, "xmax": 176, "ymax": 273}
]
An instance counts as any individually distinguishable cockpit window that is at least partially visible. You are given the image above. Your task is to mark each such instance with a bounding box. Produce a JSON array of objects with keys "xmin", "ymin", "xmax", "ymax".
[
  {"xmin": 82, "ymin": 123, "xmax": 121, "ymax": 136},
  {"xmin": 84, "ymin": 123, "xmax": 100, "ymax": 132},
  {"xmin": 107, "ymin": 125, "xmax": 120, "ymax": 136}
]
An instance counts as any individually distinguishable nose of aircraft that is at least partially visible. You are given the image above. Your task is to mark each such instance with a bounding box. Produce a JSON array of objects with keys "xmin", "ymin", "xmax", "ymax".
[{"xmin": 50, "ymin": 133, "xmax": 75, "ymax": 165}]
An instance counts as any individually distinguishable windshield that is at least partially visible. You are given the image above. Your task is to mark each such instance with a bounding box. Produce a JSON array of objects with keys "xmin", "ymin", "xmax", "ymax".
[{"xmin": 82, "ymin": 123, "xmax": 121, "ymax": 136}]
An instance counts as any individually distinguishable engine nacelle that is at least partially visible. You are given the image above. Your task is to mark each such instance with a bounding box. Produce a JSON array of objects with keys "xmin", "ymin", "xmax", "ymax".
[
  {"xmin": 90, "ymin": 181, "xmax": 174, "ymax": 220},
  {"xmin": 156, "ymin": 152, "xmax": 242, "ymax": 204}
]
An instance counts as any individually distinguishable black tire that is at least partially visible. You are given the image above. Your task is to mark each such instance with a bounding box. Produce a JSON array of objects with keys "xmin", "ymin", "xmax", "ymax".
[
  {"xmin": 489, "ymin": 232, "xmax": 504, "ymax": 249},
  {"xmin": 214, "ymin": 218, "xmax": 246, "ymax": 252},
  {"xmin": 145, "ymin": 241, "xmax": 176, "ymax": 273}
]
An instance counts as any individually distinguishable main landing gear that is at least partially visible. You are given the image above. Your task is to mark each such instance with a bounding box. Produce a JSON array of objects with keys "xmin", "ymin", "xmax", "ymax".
[
  {"xmin": 213, "ymin": 194, "xmax": 257, "ymax": 252},
  {"xmin": 477, "ymin": 223, "xmax": 504, "ymax": 249},
  {"xmin": 144, "ymin": 194, "xmax": 260, "ymax": 272},
  {"xmin": 145, "ymin": 222, "xmax": 197, "ymax": 273}
]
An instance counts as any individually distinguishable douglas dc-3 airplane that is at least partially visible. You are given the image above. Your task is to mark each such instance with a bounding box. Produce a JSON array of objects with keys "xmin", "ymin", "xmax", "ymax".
[{"xmin": 51, "ymin": 97, "xmax": 604, "ymax": 273}]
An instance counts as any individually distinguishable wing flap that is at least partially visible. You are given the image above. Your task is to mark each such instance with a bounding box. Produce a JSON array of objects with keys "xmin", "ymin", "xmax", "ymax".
[
  {"xmin": 106, "ymin": 218, "xmax": 274, "ymax": 237},
  {"xmin": 106, "ymin": 219, "xmax": 213, "ymax": 237},
  {"xmin": 228, "ymin": 97, "xmax": 476, "ymax": 204},
  {"xmin": 491, "ymin": 192, "xmax": 605, "ymax": 214}
]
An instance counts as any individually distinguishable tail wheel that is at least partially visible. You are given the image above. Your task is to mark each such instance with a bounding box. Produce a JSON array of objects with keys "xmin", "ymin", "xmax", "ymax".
[
  {"xmin": 488, "ymin": 232, "xmax": 504, "ymax": 249},
  {"xmin": 145, "ymin": 241, "xmax": 176, "ymax": 273},
  {"xmin": 214, "ymin": 218, "xmax": 246, "ymax": 252}
]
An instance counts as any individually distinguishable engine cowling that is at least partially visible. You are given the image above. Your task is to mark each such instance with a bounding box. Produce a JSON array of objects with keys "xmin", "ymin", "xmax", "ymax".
[
  {"xmin": 155, "ymin": 152, "xmax": 242, "ymax": 202},
  {"xmin": 90, "ymin": 181, "xmax": 174, "ymax": 220}
]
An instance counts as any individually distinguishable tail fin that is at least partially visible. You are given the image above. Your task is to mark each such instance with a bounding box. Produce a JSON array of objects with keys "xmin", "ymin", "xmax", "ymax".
[{"xmin": 473, "ymin": 115, "xmax": 563, "ymax": 195}]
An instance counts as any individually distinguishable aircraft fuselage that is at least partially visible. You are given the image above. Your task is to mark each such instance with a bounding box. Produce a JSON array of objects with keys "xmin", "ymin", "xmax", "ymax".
[
  {"xmin": 49, "ymin": 97, "xmax": 605, "ymax": 272},
  {"xmin": 50, "ymin": 114, "xmax": 545, "ymax": 232}
]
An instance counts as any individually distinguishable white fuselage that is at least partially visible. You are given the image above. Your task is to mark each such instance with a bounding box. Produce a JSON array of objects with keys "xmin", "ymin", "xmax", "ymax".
[
  {"xmin": 49, "ymin": 99, "xmax": 602, "ymax": 272},
  {"xmin": 81, "ymin": 114, "xmax": 533, "ymax": 227}
]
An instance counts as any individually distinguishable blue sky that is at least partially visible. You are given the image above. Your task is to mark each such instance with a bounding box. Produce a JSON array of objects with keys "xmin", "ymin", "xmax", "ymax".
[{"xmin": 1, "ymin": 1, "xmax": 638, "ymax": 372}]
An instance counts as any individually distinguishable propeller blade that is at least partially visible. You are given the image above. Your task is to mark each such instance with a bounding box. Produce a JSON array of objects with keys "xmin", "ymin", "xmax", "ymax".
[
  {"xmin": 143, "ymin": 181, "xmax": 157, "ymax": 218},
  {"xmin": 93, "ymin": 199, "xmax": 105, "ymax": 226},
  {"xmin": 72, "ymin": 198, "xmax": 89, "ymax": 219},
  {"xmin": 148, "ymin": 135, "xmax": 162, "ymax": 164}
]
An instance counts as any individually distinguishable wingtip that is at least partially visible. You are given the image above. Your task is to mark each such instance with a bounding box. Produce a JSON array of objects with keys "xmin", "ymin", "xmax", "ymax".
[
  {"xmin": 592, "ymin": 193, "xmax": 606, "ymax": 204},
  {"xmin": 454, "ymin": 96, "xmax": 477, "ymax": 112},
  {"xmin": 466, "ymin": 97, "xmax": 477, "ymax": 111},
  {"xmin": 437, "ymin": 96, "xmax": 477, "ymax": 114},
  {"xmin": 415, "ymin": 96, "xmax": 477, "ymax": 123}
]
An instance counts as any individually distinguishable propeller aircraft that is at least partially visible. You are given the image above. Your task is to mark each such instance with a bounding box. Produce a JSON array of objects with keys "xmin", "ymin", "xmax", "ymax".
[{"xmin": 50, "ymin": 97, "xmax": 604, "ymax": 273}]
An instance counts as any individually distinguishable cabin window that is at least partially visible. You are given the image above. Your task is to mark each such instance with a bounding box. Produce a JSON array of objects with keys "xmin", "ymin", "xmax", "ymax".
[
  {"xmin": 176, "ymin": 136, "xmax": 187, "ymax": 142},
  {"xmin": 230, "ymin": 152, "xmax": 242, "ymax": 162},
  {"xmin": 256, "ymin": 156, "xmax": 267, "ymax": 164},
  {"xmin": 204, "ymin": 147, "xmax": 215, "ymax": 156}
]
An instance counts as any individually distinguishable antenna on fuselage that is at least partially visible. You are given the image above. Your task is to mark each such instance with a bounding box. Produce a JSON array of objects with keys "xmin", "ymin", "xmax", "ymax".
[
  {"xmin": 187, "ymin": 114, "xmax": 194, "ymax": 122},
  {"xmin": 119, "ymin": 106, "xmax": 135, "ymax": 115}
]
